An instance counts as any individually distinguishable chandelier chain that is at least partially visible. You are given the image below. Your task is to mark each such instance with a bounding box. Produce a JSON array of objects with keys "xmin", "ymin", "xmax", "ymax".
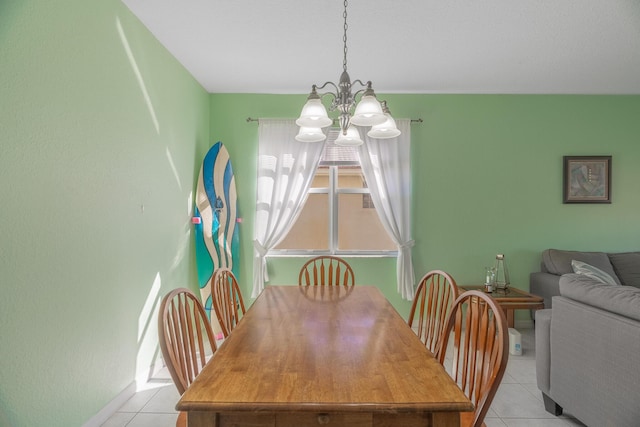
[
  {"xmin": 342, "ymin": 0, "xmax": 348, "ymax": 73},
  {"xmin": 295, "ymin": 0, "xmax": 402, "ymax": 143}
]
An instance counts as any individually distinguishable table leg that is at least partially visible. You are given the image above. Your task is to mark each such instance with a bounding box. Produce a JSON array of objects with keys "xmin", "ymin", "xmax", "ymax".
[{"xmin": 504, "ymin": 308, "xmax": 515, "ymax": 328}]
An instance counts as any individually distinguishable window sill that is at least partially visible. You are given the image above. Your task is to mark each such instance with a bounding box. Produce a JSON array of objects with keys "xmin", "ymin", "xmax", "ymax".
[{"xmin": 266, "ymin": 251, "xmax": 398, "ymax": 258}]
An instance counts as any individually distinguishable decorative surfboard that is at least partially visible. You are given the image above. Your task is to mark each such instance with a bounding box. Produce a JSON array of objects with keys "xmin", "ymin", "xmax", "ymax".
[{"xmin": 193, "ymin": 141, "xmax": 240, "ymax": 337}]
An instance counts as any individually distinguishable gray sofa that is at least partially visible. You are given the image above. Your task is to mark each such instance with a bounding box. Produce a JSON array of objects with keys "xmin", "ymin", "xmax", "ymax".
[
  {"xmin": 534, "ymin": 249, "xmax": 640, "ymax": 427},
  {"xmin": 530, "ymin": 249, "xmax": 640, "ymax": 310}
]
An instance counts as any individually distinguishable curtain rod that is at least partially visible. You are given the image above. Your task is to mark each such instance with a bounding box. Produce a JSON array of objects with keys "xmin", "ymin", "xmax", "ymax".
[{"xmin": 246, "ymin": 117, "xmax": 423, "ymax": 124}]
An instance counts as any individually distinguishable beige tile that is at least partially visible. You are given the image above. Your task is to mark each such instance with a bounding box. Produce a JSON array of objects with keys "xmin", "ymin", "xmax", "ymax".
[
  {"xmin": 500, "ymin": 371, "xmax": 517, "ymax": 384},
  {"xmin": 126, "ymin": 413, "xmax": 179, "ymax": 427},
  {"xmin": 100, "ymin": 412, "xmax": 135, "ymax": 427},
  {"xmin": 116, "ymin": 388, "xmax": 160, "ymax": 413},
  {"xmin": 141, "ymin": 384, "xmax": 180, "ymax": 413},
  {"xmin": 492, "ymin": 383, "xmax": 557, "ymax": 419},
  {"xmin": 505, "ymin": 358, "xmax": 537, "ymax": 384},
  {"xmin": 485, "ymin": 418, "xmax": 508, "ymax": 427},
  {"xmin": 561, "ymin": 417, "xmax": 587, "ymax": 426},
  {"xmin": 501, "ymin": 420, "xmax": 578, "ymax": 426},
  {"xmin": 521, "ymin": 382, "xmax": 543, "ymax": 401}
]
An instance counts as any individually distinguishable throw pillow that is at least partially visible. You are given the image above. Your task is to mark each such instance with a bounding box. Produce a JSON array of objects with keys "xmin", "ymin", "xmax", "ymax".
[{"xmin": 571, "ymin": 259, "xmax": 618, "ymax": 286}]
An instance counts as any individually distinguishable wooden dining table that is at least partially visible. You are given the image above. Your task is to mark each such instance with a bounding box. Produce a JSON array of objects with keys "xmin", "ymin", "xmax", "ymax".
[{"xmin": 177, "ymin": 285, "xmax": 473, "ymax": 427}]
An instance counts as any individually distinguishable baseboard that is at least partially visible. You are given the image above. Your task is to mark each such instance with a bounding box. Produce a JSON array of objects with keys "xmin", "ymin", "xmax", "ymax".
[{"xmin": 82, "ymin": 381, "xmax": 136, "ymax": 427}]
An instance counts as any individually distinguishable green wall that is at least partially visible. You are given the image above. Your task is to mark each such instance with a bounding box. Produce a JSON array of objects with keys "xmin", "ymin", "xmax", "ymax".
[
  {"xmin": 211, "ymin": 94, "xmax": 640, "ymax": 318},
  {"xmin": 0, "ymin": 1, "xmax": 209, "ymax": 426},
  {"xmin": 2, "ymin": 2, "xmax": 640, "ymax": 425}
]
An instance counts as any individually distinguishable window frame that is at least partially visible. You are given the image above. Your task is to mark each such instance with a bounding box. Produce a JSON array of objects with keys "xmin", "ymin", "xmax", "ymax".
[{"xmin": 268, "ymin": 163, "xmax": 398, "ymax": 258}]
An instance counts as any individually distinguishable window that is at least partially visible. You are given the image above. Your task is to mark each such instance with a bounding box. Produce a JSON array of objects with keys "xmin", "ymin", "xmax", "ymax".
[{"xmin": 272, "ymin": 130, "xmax": 396, "ymax": 256}]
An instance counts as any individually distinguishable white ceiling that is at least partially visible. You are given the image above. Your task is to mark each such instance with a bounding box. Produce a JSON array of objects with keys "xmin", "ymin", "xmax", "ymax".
[{"xmin": 122, "ymin": 0, "xmax": 640, "ymax": 95}]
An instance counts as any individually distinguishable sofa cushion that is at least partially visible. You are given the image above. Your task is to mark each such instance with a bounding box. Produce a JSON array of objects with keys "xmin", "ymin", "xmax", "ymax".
[
  {"xmin": 608, "ymin": 252, "xmax": 640, "ymax": 288},
  {"xmin": 571, "ymin": 260, "xmax": 618, "ymax": 286},
  {"xmin": 559, "ymin": 273, "xmax": 640, "ymax": 322},
  {"xmin": 542, "ymin": 249, "xmax": 620, "ymax": 285}
]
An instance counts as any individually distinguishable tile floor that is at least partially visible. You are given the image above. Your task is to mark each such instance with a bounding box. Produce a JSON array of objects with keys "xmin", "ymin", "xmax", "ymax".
[{"xmin": 101, "ymin": 328, "xmax": 587, "ymax": 427}]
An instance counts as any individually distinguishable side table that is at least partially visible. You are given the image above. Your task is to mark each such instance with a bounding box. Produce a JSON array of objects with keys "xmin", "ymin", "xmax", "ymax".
[{"xmin": 459, "ymin": 285, "xmax": 544, "ymax": 328}]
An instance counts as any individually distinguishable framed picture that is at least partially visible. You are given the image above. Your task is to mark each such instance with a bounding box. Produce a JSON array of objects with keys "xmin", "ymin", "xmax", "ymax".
[{"xmin": 563, "ymin": 156, "xmax": 611, "ymax": 204}]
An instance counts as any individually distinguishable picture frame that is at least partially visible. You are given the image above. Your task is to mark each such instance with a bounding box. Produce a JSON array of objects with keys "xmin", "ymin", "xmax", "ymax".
[{"xmin": 563, "ymin": 156, "xmax": 611, "ymax": 204}]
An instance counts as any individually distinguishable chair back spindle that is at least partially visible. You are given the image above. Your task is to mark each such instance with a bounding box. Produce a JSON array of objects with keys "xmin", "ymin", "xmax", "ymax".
[
  {"xmin": 408, "ymin": 270, "xmax": 459, "ymax": 355},
  {"xmin": 437, "ymin": 290, "xmax": 509, "ymax": 427},
  {"xmin": 212, "ymin": 268, "xmax": 246, "ymax": 338},
  {"xmin": 298, "ymin": 256, "xmax": 355, "ymax": 286},
  {"xmin": 158, "ymin": 288, "xmax": 217, "ymax": 395}
]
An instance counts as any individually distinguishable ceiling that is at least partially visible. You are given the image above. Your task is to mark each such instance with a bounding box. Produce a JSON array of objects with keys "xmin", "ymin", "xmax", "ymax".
[{"xmin": 122, "ymin": 0, "xmax": 640, "ymax": 95}]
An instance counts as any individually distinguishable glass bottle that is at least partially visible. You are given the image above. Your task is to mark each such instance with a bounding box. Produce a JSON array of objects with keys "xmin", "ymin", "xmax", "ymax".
[
  {"xmin": 493, "ymin": 254, "xmax": 510, "ymax": 291},
  {"xmin": 484, "ymin": 266, "xmax": 496, "ymax": 293}
]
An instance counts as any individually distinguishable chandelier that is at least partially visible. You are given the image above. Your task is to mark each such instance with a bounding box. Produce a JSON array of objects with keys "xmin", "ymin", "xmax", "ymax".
[{"xmin": 295, "ymin": 0, "xmax": 400, "ymax": 146}]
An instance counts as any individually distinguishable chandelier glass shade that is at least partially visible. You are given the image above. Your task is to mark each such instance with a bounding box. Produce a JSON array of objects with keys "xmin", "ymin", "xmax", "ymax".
[
  {"xmin": 295, "ymin": 0, "xmax": 400, "ymax": 146},
  {"xmin": 295, "ymin": 126, "xmax": 327, "ymax": 143},
  {"xmin": 295, "ymin": 96, "xmax": 333, "ymax": 128},
  {"xmin": 334, "ymin": 125, "xmax": 363, "ymax": 146},
  {"xmin": 350, "ymin": 94, "xmax": 386, "ymax": 126},
  {"xmin": 366, "ymin": 101, "xmax": 401, "ymax": 139}
]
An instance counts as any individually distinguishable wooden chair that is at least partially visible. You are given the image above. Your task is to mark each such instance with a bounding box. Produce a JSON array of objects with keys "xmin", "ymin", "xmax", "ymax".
[
  {"xmin": 211, "ymin": 268, "xmax": 246, "ymax": 338},
  {"xmin": 436, "ymin": 290, "xmax": 509, "ymax": 427},
  {"xmin": 407, "ymin": 270, "xmax": 459, "ymax": 355},
  {"xmin": 298, "ymin": 255, "xmax": 355, "ymax": 287},
  {"xmin": 158, "ymin": 288, "xmax": 218, "ymax": 427}
]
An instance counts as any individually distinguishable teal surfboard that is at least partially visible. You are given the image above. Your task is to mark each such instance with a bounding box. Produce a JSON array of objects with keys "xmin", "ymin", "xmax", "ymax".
[{"xmin": 193, "ymin": 141, "xmax": 239, "ymax": 336}]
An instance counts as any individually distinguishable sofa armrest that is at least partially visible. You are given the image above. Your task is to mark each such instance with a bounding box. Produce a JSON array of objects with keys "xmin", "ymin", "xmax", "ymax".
[
  {"xmin": 530, "ymin": 272, "xmax": 560, "ymax": 310},
  {"xmin": 550, "ymin": 296, "xmax": 640, "ymax": 427},
  {"xmin": 560, "ymin": 273, "xmax": 640, "ymax": 321},
  {"xmin": 535, "ymin": 309, "xmax": 552, "ymax": 395}
]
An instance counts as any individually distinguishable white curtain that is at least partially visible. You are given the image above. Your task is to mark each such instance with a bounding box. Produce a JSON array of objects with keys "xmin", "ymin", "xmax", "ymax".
[
  {"xmin": 357, "ymin": 119, "xmax": 416, "ymax": 300},
  {"xmin": 252, "ymin": 119, "xmax": 325, "ymax": 297}
]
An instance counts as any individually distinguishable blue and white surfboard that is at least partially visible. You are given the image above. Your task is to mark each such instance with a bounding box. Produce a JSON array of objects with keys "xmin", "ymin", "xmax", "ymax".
[{"xmin": 193, "ymin": 142, "xmax": 239, "ymax": 335}]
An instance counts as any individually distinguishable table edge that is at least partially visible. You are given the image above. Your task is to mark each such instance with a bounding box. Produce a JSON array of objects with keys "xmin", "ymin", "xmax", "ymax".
[
  {"xmin": 177, "ymin": 401, "xmax": 475, "ymax": 413},
  {"xmin": 459, "ymin": 285, "xmax": 544, "ymax": 302}
]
